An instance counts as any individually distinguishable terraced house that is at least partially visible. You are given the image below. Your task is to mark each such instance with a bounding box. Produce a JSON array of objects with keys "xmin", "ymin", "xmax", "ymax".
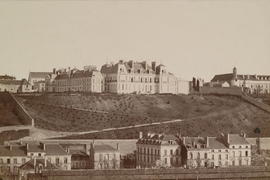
[
  {"xmin": 136, "ymin": 132, "xmax": 181, "ymax": 168},
  {"xmin": 0, "ymin": 142, "xmax": 71, "ymax": 175},
  {"xmin": 101, "ymin": 60, "xmax": 189, "ymax": 94}
]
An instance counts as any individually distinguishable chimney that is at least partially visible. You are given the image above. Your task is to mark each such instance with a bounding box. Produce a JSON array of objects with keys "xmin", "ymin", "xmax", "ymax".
[
  {"xmin": 26, "ymin": 143, "xmax": 29, "ymax": 150},
  {"xmin": 139, "ymin": 132, "xmax": 143, "ymax": 139},
  {"xmin": 182, "ymin": 137, "xmax": 186, "ymax": 145},
  {"xmin": 151, "ymin": 61, "xmax": 156, "ymax": 71},
  {"xmin": 9, "ymin": 145, "xmax": 12, "ymax": 151},
  {"xmin": 34, "ymin": 158, "xmax": 36, "ymax": 167},
  {"xmin": 44, "ymin": 156, "xmax": 47, "ymax": 167},
  {"xmin": 227, "ymin": 134, "xmax": 230, "ymax": 144},
  {"xmin": 53, "ymin": 68, "xmax": 56, "ymax": 74},
  {"xmin": 206, "ymin": 137, "xmax": 209, "ymax": 148}
]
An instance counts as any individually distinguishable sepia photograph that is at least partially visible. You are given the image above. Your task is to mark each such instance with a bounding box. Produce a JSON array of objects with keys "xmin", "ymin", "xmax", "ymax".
[{"xmin": 0, "ymin": 0, "xmax": 270, "ymax": 179}]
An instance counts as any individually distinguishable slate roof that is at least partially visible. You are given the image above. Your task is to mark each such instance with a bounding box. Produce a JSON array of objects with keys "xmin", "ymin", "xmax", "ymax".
[
  {"xmin": 208, "ymin": 137, "xmax": 227, "ymax": 149},
  {"xmin": 19, "ymin": 159, "xmax": 57, "ymax": 170},
  {"xmin": 29, "ymin": 72, "xmax": 51, "ymax": 79},
  {"xmin": 183, "ymin": 137, "xmax": 206, "ymax": 149},
  {"xmin": 211, "ymin": 73, "xmax": 270, "ymax": 82},
  {"xmin": 0, "ymin": 145, "xmax": 26, "ymax": 156},
  {"xmin": 94, "ymin": 145, "xmax": 118, "ymax": 153},
  {"xmin": 228, "ymin": 134, "xmax": 249, "ymax": 145},
  {"xmin": 137, "ymin": 133, "xmax": 178, "ymax": 146},
  {"xmin": 55, "ymin": 70, "xmax": 98, "ymax": 80},
  {"xmin": 0, "ymin": 75, "xmax": 15, "ymax": 80}
]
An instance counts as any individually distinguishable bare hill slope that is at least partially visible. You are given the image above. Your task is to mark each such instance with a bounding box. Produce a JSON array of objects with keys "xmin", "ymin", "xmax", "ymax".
[{"xmin": 16, "ymin": 93, "xmax": 270, "ymax": 137}]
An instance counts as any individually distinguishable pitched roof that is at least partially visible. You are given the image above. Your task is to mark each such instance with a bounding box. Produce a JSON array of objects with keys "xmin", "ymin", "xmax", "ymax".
[
  {"xmin": 0, "ymin": 80, "xmax": 22, "ymax": 85},
  {"xmin": 208, "ymin": 137, "xmax": 227, "ymax": 149},
  {"xmin": 27, "ymin": 143, "xmax": 68, "ymax": 155},
  {"xmin": 228, "ymin": 134, "xmax": 249, "ymax": 145},
  {"xmin": 183, "ymin": 137, "xmax": 206, "ymax": 149},
  {"xmin": 55, "ymin": 70, "xmax": 98, "ymax": 80},
  {"xmin": 211, "ymin": 73, "xmax": 234, "ymax": 83},
  {"xmin": 0, "ymin": 75, "xmax": 15, "ymax": 80},
  {"xmin": 19, "ymin": 159, "xmax": 57, "ymax": 170},
  {"xmin": 29, "ymin": 72, "xmax": 51, "ymax": 79},
  {"xmin": 94, "ymin": 145, "xmax": 118, "ymax": 153},
  {"xmin": 0, "ymin": 145, "xmax": 26, "ymax": 156}
]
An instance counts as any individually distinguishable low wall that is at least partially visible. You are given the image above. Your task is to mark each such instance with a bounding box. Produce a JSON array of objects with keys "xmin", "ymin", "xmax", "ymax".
[{"xmin": 27, "ymin": 167, "xmax": 270, "ymax": 180}]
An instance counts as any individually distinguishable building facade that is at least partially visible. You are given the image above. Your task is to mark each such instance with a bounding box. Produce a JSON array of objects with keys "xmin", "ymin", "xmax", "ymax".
[
  {"xmin": 181, "ymin": 133, "xmax": 251, "ymax": 168},
  {"xmin": 136, "ymin": 132, "xmax": 181, "ymax": 168},
  {"xmin": 28, "ymin": 72, "xmax": 51, "ymax": 92},
  {"xmin": 211, "ymin": 67, "xmax": 270, "ymax": 94},
  {"xmin": 101, "ymin": 60, "xmax": 189, "ymax": 94},
  {"xmin": 0, "ymin": 142, "xmax": 71, "ymax": 175},
  {"xmin": 46, "ymin": 66, "xmax": 104, "ymax": 93},
  {"xmin": 90, "ymin": 144, "xmax": 120, "ymax": 169},
  {"xmin": 0, "ymin": 78, "xmax": 32, "ymax": 93}
]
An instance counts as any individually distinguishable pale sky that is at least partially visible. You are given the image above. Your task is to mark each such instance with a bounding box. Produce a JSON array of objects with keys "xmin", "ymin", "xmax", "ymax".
[{"xmin": 0, "ymin": 0, "xmax": 270, "ymax": 81}]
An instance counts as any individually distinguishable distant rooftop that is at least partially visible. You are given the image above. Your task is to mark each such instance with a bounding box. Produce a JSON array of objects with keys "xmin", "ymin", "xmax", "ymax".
[{"xmin": 94, "ymin": 144, "xmax": 118, "ymax": 153}]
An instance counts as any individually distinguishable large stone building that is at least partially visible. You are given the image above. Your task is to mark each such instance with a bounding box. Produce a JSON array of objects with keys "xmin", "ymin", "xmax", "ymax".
[
  {"xmin": 136, "ymin": 132, "xmax": 181, "ymax": 168},
  {"xmin": 211, "ymin": 67, "xmax": 270, "ymax": 94},
  {"xmin": 181, "ymin": 133, "xmax": 251, "ymax": 168},
  {"xmin": 46, "ymin": 66, "xmax": 104, "ymax": 93},
  {"xmin": 101, "ymin": 60, "xmax": 189, "ymax": 94}
]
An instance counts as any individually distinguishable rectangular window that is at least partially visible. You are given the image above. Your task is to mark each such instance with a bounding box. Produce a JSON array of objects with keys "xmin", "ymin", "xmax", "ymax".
[
  {"xmin": 245, "ymin": 151, "xmax": 248, "ymax": 157},
  {"xmin": 7, "ymin": 159, "xmax": 10, "ymax": 164},
  {"xmin": 0, "ymin": 159, "xmax": 3, "ymax": 164},
  {"xmin": 164, "ymin": 158, "xmax": 167, "ymax": 164},
  {"xmin": 64, "ymin": 157, "xmax": 68, "ymax": 164},
  {"xmin": 170, "ymin": 150, "xmax": 173, "ymax": 155},
  {"xmin": 219, "ymin": 154, "xmax": 221, "ymax": 160},
  {"xmin": 212, "ymin": 155, "xmax": 214, "ymax": 160},
  {"xmin": 13, "ymin": 158, "xmax": 17, "ymax": 164},
  {"xmin": 164, "ymin": 150, "xmax": 167, "ymax": 156},
  {"xmin": 56, "ymin": 158, "xmax": 60, "ymax": 165}
]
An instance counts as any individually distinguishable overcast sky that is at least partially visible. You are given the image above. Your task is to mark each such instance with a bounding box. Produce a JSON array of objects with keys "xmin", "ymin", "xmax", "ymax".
[{"xmin": 0, "ymin": 0, "xmax": 270, "ymax": 81}]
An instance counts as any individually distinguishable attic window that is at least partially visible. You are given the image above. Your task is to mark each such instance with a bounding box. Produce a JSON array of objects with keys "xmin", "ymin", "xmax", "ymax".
[{"xmin": 137, "ymin": 70, "xmax": 140, "ymax": 73}]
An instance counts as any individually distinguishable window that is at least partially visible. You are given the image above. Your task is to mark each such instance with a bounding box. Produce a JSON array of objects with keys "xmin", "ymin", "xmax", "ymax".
[
  {"xmin": 239, "ymin": 151, "xmax": 242, "ymax": 157},
  {"xmin": 7, "ymin": 159, "xmax": 10, "ymax": 164},
  {"xmin": 226, "ymin": 154, "xmax": 229, "ymax": 160},
  {"xmin": 204, "ymin": 153, "xmax": 207, "ymax": 159},
  {"xmin": 170, "ymin": 150, "xmax": 173, "ymax": 155},
  {"xmin": 64, "ymin": 158, "xmax": 68, "ymax": 164},
  {"xmin": 164, "ymin": 150, "xmax": 167, "ymax": 156},
  {"xmin": 164, "ymin": 158, "xmax": 167, "ymax": 164},
  {"xmin": 212, "ymin": 155, "xmax": 214, "ymax": 160},
  {"xmin": 239, "ymin": 146, "xmax": 242, "ymax": 149},
  {"xmin": 245, "ymin": 151, "xmax": 248, "ymax": 157},
  {"xmin": 13, "ymin": 158, "xmax": 17, "ymax": 164},
  {"xmin": 197, "ymin": 152, "xmax": 200, "ymax": 159},
  {"xmin": 190, "ymin": 152, "xmax": 193, "ymax": 159},
  {"xmin": 38, "ymin": 153, "xmax": 42, "ymax": 157},
  {"xmin": 233, "ymin": 151, "xmax": 235, "ymax": 157},
  {"xmin": 0, "ymin": 159, "xmax": 3, "ymax": 164},
  {"xmin": 56, "ymin": 158, "xmax": 60, "ymax": 165},
  {"xmin": 219, "ymin": 154, "xmax": 221, "ymax": 160},
  {"xmin": 232, "ymin": 146, "xmax": 235, "ymax": 149}
]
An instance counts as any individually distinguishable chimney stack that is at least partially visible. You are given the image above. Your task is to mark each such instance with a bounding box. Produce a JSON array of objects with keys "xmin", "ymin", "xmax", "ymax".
[
  {"xmin": 182, "ymin": 137, "xmax": 186, "ymax": 145},
  {"xmin": 34, "ymin": 157, "xmax": 36, "ymax": 167},
  {"xmin": 139, "ymin": 132, "xmax": 143, "ymax": 139},
  {"xmin": 26, "ymin": 143, "xmax": 29, "ymax": 150},
  {"xmin": 206, "ymin": 137, "xmax": 209, "ymax": 148},
  {"xmin": 227, "ymin": 134, "xmax": 230, "ymax": 144},
  {"xmin": 9, "ymin": 145, "xmax": 12, "ymax": 151},
  {"xmin": 44, "ymin": 156, "xmax": 47, "ymax": 167},
  {"xmin": 151, "ymin": 61, "xmax": 156, "ymax": 71}
]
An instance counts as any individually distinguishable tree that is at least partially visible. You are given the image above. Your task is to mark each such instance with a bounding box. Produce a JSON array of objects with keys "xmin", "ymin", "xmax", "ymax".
[{"xmin": 254, "ymin": 127, "xmax": 261, "ymax": 154}]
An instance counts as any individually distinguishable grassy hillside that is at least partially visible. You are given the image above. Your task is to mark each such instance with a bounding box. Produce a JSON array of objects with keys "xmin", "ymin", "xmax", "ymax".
[
  {"xmin": 16, "ymin": 93, "xmax": 270, "ymax": 137},
  {"xmin": 0, "ymin": 92, "xmax": 25, "ymax": 126}
]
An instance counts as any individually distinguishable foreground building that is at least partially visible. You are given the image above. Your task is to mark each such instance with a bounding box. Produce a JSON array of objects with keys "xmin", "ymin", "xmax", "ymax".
[
  {"xmin": 90, "ymin": 144, "xmax": 120, "ymax": 169},
  {"xmin": 0, "ymin": 142, "xmax": 71, "ymax": 175},
  {"xmin": 136, "ymin": 132, "xmax": 181, "ymax": 168},
  {"xmin": 101, "ymin": 60, "xmax": 189, "ymax": 94},
  {"xmin": 181, "ymin": 133, "xmax": 251, "ymax": 168},
  {"xmin": 211, "ymin": 67, "xmax": 270, "ymax": 94}
]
